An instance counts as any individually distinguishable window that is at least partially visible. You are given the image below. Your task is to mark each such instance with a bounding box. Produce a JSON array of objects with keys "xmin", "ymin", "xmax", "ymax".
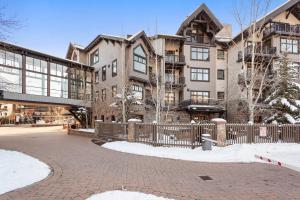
[
  {"xmin": 0, "ymin": 66, "xmax": 22, "ymax": 93},
  {"xmin": 217, "ymin": 49, "xmax": 225, "ymax": 59},
  {"xmin": 191, "ymin": 91, "xmax": 209, "ymax": 104},
  {"xmin": 217, "ymin": 92, "xmax": 225, "ymax": 100},
  {"xmin": 101, "ymin": 89, "xmax": 106, "ymax": 101},
  {"xmin": 50, "ymin": 76, "xmax": 68, "ymax": 98},
  {"xmin": 50, "ymin": 63, "xmax": 68, "ymax": 77},
  {"xmin": 95, "ymin": 71, "xmax": 99, "ymax": 83},
  {"xmin": 0, "ymin": 50, "xmax": 22, "ymax": 68},
  {"xmin": 111, "ymin": 115, "xmax": 116, "ymax": 122},
  {"xmin": 112, "ymin": 59, "xmax": 117, "ymax": 77},
  {"xmin": 95, "ymin": 91, "xmax": 99, "ymax": 101},
  {"xmin": 217, "ymin": 69, "xmax": 225, "ymax": 80},
  {"xmin": 191, "ymin": 47, "xmax": 209, "ymax": 61},
  {"xmin": 26, "ymin": 57, "xmax": 47, "ymax": 73},
  {"xmin": 165, "ymin": 92, "xmax": 175, "ymax": 105},
  {"xmin": 90, "ymin": 49, "xmax": 99, "ymax": 65},
  {"xmin": 112, "ymin": 85, "xmax": 117, "ymax": 97},
  {"xmin": 191, "ymin": 68, "xmax": 209, "ymax": 81},
  {"xmin": 26, "ymin": 71, "xmax": 47, "ymax": 96},
  {"xmin": 133, "ymin": 45, "xmax": 147, "ymax": 74},
  {"xmin": 102, "ymin": 66, "xmax": 106, "ymax": 81},
  {"xmin": 101, "ymin": 115, "xmax": 104, "ymax": 121},
  {"xmin": 280, "ymin": 38, "xmax": 299, "ymax": 54},
  {"xmin": 131, "ymin": 85, "xmax": 143, "ymax": 100}
]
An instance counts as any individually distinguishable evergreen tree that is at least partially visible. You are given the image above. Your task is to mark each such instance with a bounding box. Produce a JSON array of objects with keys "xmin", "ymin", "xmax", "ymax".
[{"xmin": 264, "ymin": 56, "xmax": 300, "ymax": 124}]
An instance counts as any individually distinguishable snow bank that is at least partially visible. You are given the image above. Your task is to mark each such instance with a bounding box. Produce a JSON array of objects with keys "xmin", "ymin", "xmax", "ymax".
[
  {"xmin": 78, "ymin": 128, "xmax": 95, "ymax": 133},
  {"xmin": 0, "ymin": 150, "xmax": 50, "ymax": 195},
  {"xmin": 102, "ymin": 142, "xmax": 300, "ymax": 169},
  {"xmin": 86, "ymin": 191, "xmax": 173, "ymax": 200}
]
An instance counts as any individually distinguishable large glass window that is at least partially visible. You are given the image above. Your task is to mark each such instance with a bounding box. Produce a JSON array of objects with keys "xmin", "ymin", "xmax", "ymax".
[
  {"xmin": 50, "ymin": 76, "xmax": 68, "ymax": 98},
  {"xmin": 280, "ymin": 38, "xmax": 299, "ymax": 54},
  {"xmin": 165, "ymin": 92, "xmax": 175, "ymax": 105},
  {"xmin": 0, "ymin": 50, "xmax": 22, "ymax": 68},
  {"xmin": 112, "ymin": 59, "xmax": 117, "ymax": 77},
  {"xmin": 191, "ymin": 68, "xmax": 209, "ymax": 81},
  {"xmin": 131, "ymin": 84, "xmax": 143, "ymax": 100},
  {"xmin": 0, "ymin": 66, "xmax": 22, "ymax": 93},
  {"xmin": 90, "ymin": 49, "xmax": 99, "ymax": 65},
  {"xmin": 133, "ymin": 45, "xmax": 147, "ymax": 74},
  {"xmin": 26, "ymin": 57, "xmax": 47, "ymax": 73},
  {"xmin": 191, "ymin": 91, "xmax": 209, "ymax": 104},
  {"xmin": 191, "ymin": 47, "xmax": 209, "ymax": 61},
  {"xmin": 26, "ymin": 71, "xmax": 47, "ymax": 96}
]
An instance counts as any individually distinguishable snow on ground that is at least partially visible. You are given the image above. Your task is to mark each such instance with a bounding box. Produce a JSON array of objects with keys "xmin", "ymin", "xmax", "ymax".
[
  {"xmin": 0, "ymin": 149, "xmax": 50, "ymax": 195},
  {"xmin": 78, "ymin": 128, "xmax": 95, "ymax": 133},
  {"xmin": 86, "ymin": 190, "xmax": 173, "ymax": 200},
  {"xmin": 102, "ymin": 141, "xmax": 300, "ymax": 170}
]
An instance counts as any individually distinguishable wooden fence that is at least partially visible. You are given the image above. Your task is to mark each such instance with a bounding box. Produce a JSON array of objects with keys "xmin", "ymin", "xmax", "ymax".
[
  {"xmin": 134, "ymin": 123, "xmax": 216, "ymax": 148},
  {"xmin": 226, "ymin": 124, "xmax": 300, "ymax": 144}
]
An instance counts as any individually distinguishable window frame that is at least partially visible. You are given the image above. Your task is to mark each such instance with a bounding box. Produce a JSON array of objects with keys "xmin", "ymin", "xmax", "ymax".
[
  {"xmin": 131, "ymin": 84, "xmax": 143, "ymax": 100},
  {"xmin": 190, "ymin": 47, "xmax": 210, "ymax": 61},
  {"xmin": 112, "ymin": 85, "xmax": 117, "ymax": 97},
  {"xmin": 101, "ymin": 88, "xmax": 106, "ymax": 102},
  {"xmin": 102, "ymin": 65, "xmax": 106, "ymax": 81},
  {"xmin": 217, "ymin": 91, "xmax": 225, "ymax": 100},
  {"xmin": 280, "ymin": 38, "xmax": 299, "ymax": 54},
  {"xmin": 165, "ymin": 91, "xmax": 175, "ymax": 106},
  {"xmin": 112, "ymin": 59, "xmax": 117, "ymax": 77},
  {"xmin": 190, "ymin": 91, "xmax": 210, "ymax": 103},
  {"xmin": 95, "ymin": 71, "xmax": 99, "ymax": 83},
  {"xmin": 190, "ymin": 67, "xmax": 210, "ymax": 82},
  {"xmin": 217, "ymin": 49, "xmax": 225, "ymax": 60},
  {"xmin": 217, "ymin": 69, "xmax": 225, "ymax": 80},
  {"xmin": 133, "ymin": 45, "xmax": 147, "ymax": 74},
  {"xmin": 90, "ymin": 49, "xmax": 99, "ymax": 65}
]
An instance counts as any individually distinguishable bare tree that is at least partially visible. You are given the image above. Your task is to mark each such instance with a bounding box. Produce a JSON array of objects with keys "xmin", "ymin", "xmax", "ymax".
[{"xmin": 232, "ymin": 0, "xmax": 276, "ymax": 123}]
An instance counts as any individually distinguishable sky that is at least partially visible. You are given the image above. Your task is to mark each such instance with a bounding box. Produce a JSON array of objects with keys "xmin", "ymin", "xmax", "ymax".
[{"xmin": 2, "ymin": 0, "xmax": 287, "ymax": 58}]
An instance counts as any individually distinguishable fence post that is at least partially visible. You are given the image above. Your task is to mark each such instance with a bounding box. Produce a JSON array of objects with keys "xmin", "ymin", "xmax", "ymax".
[
  {"xmin": 95, "ymin": 120, "xmax": 103, "ymax": 138},
  {"xmin": 127, "ymin": 122, "xmax": 136, "ymax": 142},
  {"xmin": 211, "ymin": 118, "xmax": 226, "ymax": 147}
]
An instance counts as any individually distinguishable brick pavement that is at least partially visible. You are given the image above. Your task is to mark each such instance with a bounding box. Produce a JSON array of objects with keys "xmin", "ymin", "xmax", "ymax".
[{"xmin": 0, "ymin": 126, "xmax": 299, "ymax": 200}]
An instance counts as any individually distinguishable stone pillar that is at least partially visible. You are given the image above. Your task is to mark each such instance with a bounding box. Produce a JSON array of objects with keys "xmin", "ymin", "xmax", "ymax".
[
  {"xmin": 95, "ymin": 120, "xmax": 103, "ymax": 138},
  {"xmin": 211, "ymin": 118, "xmax": 227, "ymax": 147},
  {"xmin": 127, "ymin": 122, "xmax": 136, "ymax": 142}
]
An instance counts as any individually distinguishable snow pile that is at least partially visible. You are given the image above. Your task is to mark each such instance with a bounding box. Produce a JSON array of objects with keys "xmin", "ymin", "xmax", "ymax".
[
  {"xmin": 102, "ymin": 142, "xmax": 300, "ymax": 169},
  {"xmin": 86, "ymin": 190, "xmax": 173, "ymax": 200},
  {"xmin": 78, "ymin": 128, "xmax": 95, "ymax": 133},
  {"xmin": 0, "ymin": 150, "xmax": 50, "ymax": 195}
]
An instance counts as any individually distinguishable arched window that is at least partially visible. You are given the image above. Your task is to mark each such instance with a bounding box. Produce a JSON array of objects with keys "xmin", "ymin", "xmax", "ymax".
[{"xmin": 133, "ymin": 45, "xmax": 147, "ymax": 74}]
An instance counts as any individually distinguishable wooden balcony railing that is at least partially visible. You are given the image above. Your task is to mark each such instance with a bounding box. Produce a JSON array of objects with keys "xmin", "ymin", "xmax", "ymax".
[{"xmin": 263, "ymin": 22, "xmax": 300, "ymax": 38}]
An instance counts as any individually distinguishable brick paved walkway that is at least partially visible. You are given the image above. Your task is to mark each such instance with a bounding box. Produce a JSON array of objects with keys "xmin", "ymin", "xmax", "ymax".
[{"xmin": 0, "ymin": 127, "xmax": 300, "ymax": 200}]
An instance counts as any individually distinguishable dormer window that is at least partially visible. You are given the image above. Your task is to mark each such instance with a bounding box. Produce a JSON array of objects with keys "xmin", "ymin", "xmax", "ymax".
[{"xmin": 133, "ymin": 45, "xmax": 147, "ymax": 74}]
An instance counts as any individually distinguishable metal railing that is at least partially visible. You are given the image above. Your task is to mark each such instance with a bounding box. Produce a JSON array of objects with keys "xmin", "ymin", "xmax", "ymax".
[
  {"xmin": 165, "ymin": 54, "xmax": 185, "ymax": 63},
  {"xmin": 179, "ymin": 98, "xmax": 220, "ymax": 108},
  {"xmin": 134, "ymin": 123, "xmax": 216, "ymax": 148},
  {"xmin": 185, "ymin": 35, "xmax": 214, "ymax": 45},
  {"xmin": 165, "ymin": 76, "xmax": 185, "ymax": 87},
  {"xmin": 263, "ymin": 22, "xmax": 300, "ymax": 38},
  {"xmin": 226, "ymin": 124, "xmax": 300, "ymax": 144},
  {"xmin": 96, "ymin": 122, "xmax": 128, "ymax": 140}
]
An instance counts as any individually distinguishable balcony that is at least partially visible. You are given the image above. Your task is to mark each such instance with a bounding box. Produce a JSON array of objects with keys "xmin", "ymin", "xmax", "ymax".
[
  {"xmin": 165, "ymin": 77, "xmax": 185, "ymax": 88},
  {"xmin": 165, "ymin": 54, "xmax": 185, "ymax": 66},
  {"xmin": 237, "ymin": 46, "xmax": 277, "ymax": 62},
  {"xmin": 185, "ymin": 35, "xmax": 215, "ymax": 45},
  {"xmin": 178, "ymin": 98, "xmax": 225, "ymax": 112},
  {"xmin": 263, "ymin": 22, "xmax": 300, "ymax": 38}
]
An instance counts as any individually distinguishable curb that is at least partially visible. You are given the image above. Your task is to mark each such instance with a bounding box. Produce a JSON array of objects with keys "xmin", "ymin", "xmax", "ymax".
[{"xmin": 255, "ymin": 154, "xmax": 300, "ymax": 172}]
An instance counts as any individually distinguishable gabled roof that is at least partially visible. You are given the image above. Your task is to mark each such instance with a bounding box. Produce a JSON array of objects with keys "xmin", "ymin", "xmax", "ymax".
[
  {"xmin": 176, "ymin": 3, "xmax": 223, "ymax": 35},
  {"xmin": 127, "ymin": 30, "xmax": 155, "ymax": 54},
  {"xmin": 66, "ymin": 43, "xmax": 85, "ymax": 59},
  {"xmin": 233, "ymin": 0, "xmax": 300, "ymax": 41},
  {"xmin": 85, "ymin": 34, "xmax": 126, "ymax": 52}
]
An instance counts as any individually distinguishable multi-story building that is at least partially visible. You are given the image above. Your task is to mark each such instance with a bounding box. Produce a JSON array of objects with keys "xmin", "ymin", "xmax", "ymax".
[
  {"xmin": 65, "ymin": 0, "xmax": 300, "ymax": 124},
  {"xmin": 227, "ymin": 0, "xmax": 300, "ymax": 122}
]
